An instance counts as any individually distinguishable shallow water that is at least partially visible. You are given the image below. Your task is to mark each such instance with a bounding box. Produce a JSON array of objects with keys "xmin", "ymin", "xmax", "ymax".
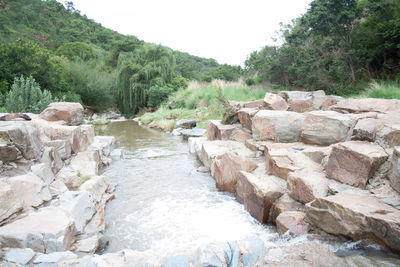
[{"xmin": 97, "ymin": 121, "xmax": 400, "ymax": 264}]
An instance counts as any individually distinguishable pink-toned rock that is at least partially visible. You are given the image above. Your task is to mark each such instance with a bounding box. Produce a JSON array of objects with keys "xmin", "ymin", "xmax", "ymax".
[
  {"xmin": 212, "ymin": 152, "xmax": 257, "ymax": 193},
  {"xmin": 236, "ymin": 171, "xmax": 284, "ymax": 223},
  {"xmin": 276, "ymin": 211, "xmax": 310, "ymax": 235},
  {"xmin": 326, "ymin": 141, "xmax": 388, "ymax": 188},
  {"xmin": 287, "ymin": 171, "xmax": 329, "ymax": 203},
  {"xmin": 40, "ymin": 102, "xmax": 84, "ymax": 126},
  {"xmin": 252, "ymin": 110, "xmax": 305, "ymax": 142},
  {"xmin": 41, "ymin": 146, "xmax": 63, "ymax": 174},
  {"xmin": 231, "ymin": 128, "xmax": 252, "ymax": 143},
  {"xmin": 238, "ymin": 108, "xmax": 258, "ymax": 131},
  {"xmin": 389, "ymin": 147, "xmax": 400, "ymax": 193},
  {"xmin": 301, "ymin": 111, "xmax": 355, "ymax": 145},
  {"xmin": 269, "ymin": 194, "xmax": 304, "ymax": 224},
  {"xmin": 206, "ymin": 120, "xmax": 236, "ymax": 140},
  {"xmin": 0, "ymin": 181, "xmax": 22, "ymax": 223},
  {"xmin": 264, "ymin": 93, "xmax": 288, "ymax": 111},
  {"xmin": 244, "ymin": 99, "xmax": 266, "ymax": 109},
  {"xmin": 289, "ymin": 97, "xmax": 313, "ymax": 113},
  {"xmin": 376, "ymin": 112, "xmax": 400, "ymax": 148},
  {"xmin": 330, "ymin": 98, "xmax": 400, "ymax": 114},
  {"xmin": 352, "ymin": 118, "xmax": 379, "ymax": 142},
  {"xmin": 321, "ymin": 96, "xmax": 344, "ymax": 110},
  {"xmin": 306, "ymin": 191, "xmax": 400, "ymax": 253}
]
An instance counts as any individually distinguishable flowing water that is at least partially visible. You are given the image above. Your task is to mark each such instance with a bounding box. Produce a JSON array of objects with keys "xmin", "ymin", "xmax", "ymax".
[{"xmin": 97, "ymin": 120, "xmax": 400, "ymax": 265}]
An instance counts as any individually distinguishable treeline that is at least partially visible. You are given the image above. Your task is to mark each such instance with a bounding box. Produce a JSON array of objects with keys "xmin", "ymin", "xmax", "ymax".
[
  {"xmin": 245, "ymin": 0, "xmax": 400, "ymax": 95},
  {"xmin": 0, "ymin": 0, "xmax": 242, "ymax": 114}
]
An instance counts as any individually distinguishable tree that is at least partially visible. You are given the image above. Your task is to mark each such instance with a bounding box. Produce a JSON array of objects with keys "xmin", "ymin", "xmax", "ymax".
[{"xmin": 56, "ymin": 41, "xmax": 95, "ymax": 61}]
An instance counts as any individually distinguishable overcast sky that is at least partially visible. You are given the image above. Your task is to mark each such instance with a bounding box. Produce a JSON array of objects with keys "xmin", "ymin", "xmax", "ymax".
[{"xmin": 62, "ymin": 0, "xmax": 312, "ymax": 66}]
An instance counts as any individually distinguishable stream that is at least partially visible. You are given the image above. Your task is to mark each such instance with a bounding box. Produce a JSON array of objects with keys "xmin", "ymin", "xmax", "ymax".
[{"xmin": 96, "ymin": 120, "xmax": 400, "ymax": 265}]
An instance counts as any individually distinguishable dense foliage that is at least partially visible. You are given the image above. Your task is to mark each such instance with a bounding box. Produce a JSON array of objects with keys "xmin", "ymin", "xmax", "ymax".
[
  {"xmin": 245, "ymin": 0, "xmax": 400, "ymax": 95},
  {"xmin": 0, "ymin": 0, "xmax": 241, "ymax": 115}
]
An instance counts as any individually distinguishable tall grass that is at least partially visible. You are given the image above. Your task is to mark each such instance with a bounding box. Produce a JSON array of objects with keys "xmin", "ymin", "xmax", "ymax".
[{"xmin": 366, "ymin": 81, "xmax": 400, "ymax": 99}]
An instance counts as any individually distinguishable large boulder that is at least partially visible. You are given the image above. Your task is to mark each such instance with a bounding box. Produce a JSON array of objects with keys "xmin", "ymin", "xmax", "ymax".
[
  {"xmin": 276, "ymin": 211, "xmax": 310, "ymax": 235},
  {"xmin": 43, "ymin": 140, "xmax": 72, "ymax": 160},
  {"xmin": 375, "ymin": 112, "xmax": 400, "ymax": 148},
  {"xmin": 79, "ymin": 176, "xmax": 109, "ymax": 203},
  {"xmin": 8, "ymin": 173, "xmax": 52, "ymax": 209},
  {"xmin": 301, "ymin": 111, "xmax": 355, "ymax": 145},
  {"xmin": 41, "ymin": 146, "xmax": 63, "ymax": 174},
  {"xmin": 0, "ymin": 181, "xmax": 22, "ymax": 223},
  {"xmin": 252, "ymin": 110, "xmax": 305, "ymax": 142},
  {"xmin": 244, "ymin": 99, "xmax": 266, "ymax": 109},
  {"xmin": 326, "ymin": 141, "xmax": 388, "ymax": 188},
  {"xmin": 306, "ymin": 191, "xmax": 400, "ymax": 253},
  {"xmin": 330, "ymin": 98, "xmax": 400, "ymax": 114},
  {"xmin": 0, "ymin": 207, "xmax": 75, "ymax": 253},
  {"xmin": 352, "ymin": 118, "xmax": 379, "ymax": 142},
  {"xmin": 389, "ymin": 147, "xmax": 400, "ymax": 193},
  {"xmin": 236, "ymin": 171, "xmax": 284, "ymax": 223},
  {"xmin": 321, "ymin": 95, "xmax": 344, "ymax": 110},
  {"xmin": 31, "ymin": 163, "xmax": 55, "ymax": 184},
  {"xmin": 212, "ymin": 152, "xmax": 257, "ymax": 193},
  {"xmin": 40, "ymin": 102, "xmax": 84, "ymax": 126},
  {"xmin": 238, "ymin": 108, "xmax": 258, "ymax": 131},
  {"xmin": 287, "ymin": 170, "xmax": 330, "ymax": 203},
  {"xmin": 0, "ymin": 122, "xmax": 43, "ymax": 161},
  {"xmin": 206, "ymin": 120, "xmax": 236, "ymax": 140},
  {"xmin": 70, "ymin": 150, "xmax": 100, "ymax": 177},
  {"xmin": 263, "ymin": 93, "xmax": 288, "ymax": 111}
]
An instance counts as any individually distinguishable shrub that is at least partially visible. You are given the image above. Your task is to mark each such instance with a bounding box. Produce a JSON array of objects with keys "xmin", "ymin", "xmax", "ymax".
[
  {"xmin": 245, "ymin": 77, "xmax": 255, "ymax": 86},
  {"xmin": 56, "ymin": 42, "xmax": 95, "ymax": 61},
  {"xmin": 5, "ymin": 75, "xmax": 54, "ymax": 113},
  {"xmin": 147, "ymin": 85, "xmax": 174, "ymax": 108},
  {"xmin": 171, "ymin": 76, "xmax": 189, "ymax": 90}
]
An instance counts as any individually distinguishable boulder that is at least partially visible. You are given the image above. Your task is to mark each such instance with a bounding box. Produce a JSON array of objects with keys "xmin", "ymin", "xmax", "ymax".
[
  {"xmin": 0, "ymin": 181, "xmax": 22, "ymax": 223},
  {"xmin": 326, "ymin": 141, "xmax": 388, "ymax": 188},
  {"xmin": 193, "ymin": 244, "xmax": 225, "ymax": 267},
  {"xmin": 278, "ymin": 91, "xmax": 311, "ymax": 102},
  {"xmin": 289, "ymin": 97, "xmax": 313, "ymax": 113},
  {"xmin": 389, "ymin": 147, "xmax": 400, "ymax": 193},
  {"xmin": 244, "ymin": 99, "xmax": 267, "ymax": 109},
  {"xmin": 73, "ymin": 234, "xmax": 101, "ymax": 254},
  {"xmin": 321, "ymin": 95, "xmax": 344, "ymax": 110},
  {"xmin": 33, "ymin": 251, "xmax": 77, "ymax": 265},
  {"xmin": 43, "ymin": 140, "xmax": 71, "ymax": 161},
  {"xmin": 263, "ymin": 93, "xmax": 288, "ymax": 111},
  {"xmin": 236, "ymin": 171, "xmax": 284, "ymax": 223},
  {"xmin": 330, "ymin": 98, "xmax": 400, "ymax": 114},
  {"xmin": 212, "ymin": 152, "xmax": 257, "ymax": 193},
  {"xmin": 79, "ymin": 176, "xmax": 109, "ymax": 203},
  {"xmin": 269, "ymin": 194, "xmax": 304, "ymax": 224},
  {"xmin": 0, "ymin": 207, "xmax": 75, "ymax": 253},
  {"xmin": 188, "ymin": 137, "xmax": 207, "ymax": 155},
  {"xmin": 306, "ymin": 191, "xmax": 400, "ymax": 253},
  {"xmin": 375, "ymin": 112, "xmax": 400, "ymax": 148},
  {"xmin": 3, "ymin": 248, "xmax": 36, "ymax": 265},
  {"xmin": 0, "ymin": 122, "xmax": 43, "ymax": 160},
  {"xmin": 56, "ymin": 166, "xmax": 80, "ymax": 189},
  {"xmin": 239, "ymin": 236, "xmax": 265, "ymax": 267},
  {"xmin": 9, "ymin": 173, "xmax": 52, "ymax": 208},
  {"xmin": 206, "ymin": 120, "xmax": 236, "ymax": 140},
  {"xmin": 352, "ymin": 118, "xmax": 379, "ymax": 142},
  {"xmin": 31, "ymin": 163, "xmax": 55, "ymax": 185},
  {"xmin": 41, "ymin": 146, "xmax": 63, "ymax": 174},
  {"xmin": 300, "ymin": 146, "xmax": 330, "ymax": 164},
  {"xmin": 49, "ymin": 179, "xmax": 68, "ymax": 198},
  {"xmin": 311, "ymin": 90, "xmax": 327, "ymax": 109},
  {"xmin": 70, "ymin": 150, "xmax": 100, "ymax": 177},
  {"xmin": 84, "ymin": 193, "xmax": 114, "ymax": 235},
  {"xmin": 40, "ymin": 102, "xmax": 84, "ymax": 126},
  {"xmin": 238, "ymin": 108, "xmax": 258, "ymax": 131},
  {"xmin": 276, "ymin": 211, "xmax": 310, "ymax": 235},
  {"xmin": 252, "ymin": 110, "xmax": 305, "ymax": 142},
  {"xmin": 301, "ymin": 111, "xmax": 355, "ymax": 145},
  {"xmin": 175, "ymin": 119, "xmax": 196, "ymax": 129},
  {"xmin": 180, "ymin": 128, "xmax": 206, "ymax": 140},
  {"xmin": 231, "ymin": 128, "xmax": 252, "ymax": 143},
  {"xmin": 287, "ymin": 171, "xmax": 330, "ymax": 204}
]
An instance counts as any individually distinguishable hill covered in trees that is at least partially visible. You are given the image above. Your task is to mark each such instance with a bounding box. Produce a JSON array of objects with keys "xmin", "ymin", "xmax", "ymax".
[
  {"xmin": 245, "ymin": 0, "xmax": 400, "ymax": 95},
  {"xmin": 0, "ymin": 0, "xmax": 242, "ymax": 114}
]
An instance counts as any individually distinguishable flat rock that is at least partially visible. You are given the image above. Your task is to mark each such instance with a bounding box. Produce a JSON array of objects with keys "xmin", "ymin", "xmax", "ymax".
[
  {"xmin": 56, "ymin": 166, "xmax": 80, "ymax": 189},
  {"xmin": 276, "ymin": 211, "xmax": 310, "ymax": 235},
  {"xmin": 0, "ymin": 181, "xmax": 22, "ymax": 223},
  {"xmin": 301, "ymin": 110, "xmax": 355, "ymax": 145},
  {"xmin": 375, "ymin": 112, "xmax": 400, "ymax": 148},
  {"xmin": 180, "ymin": 128, "xmax": 206, "ymax": 140},
  {"xmin": 33, "ymin": 251, "xmax": 77, "ymax": 265},
  {"xmin": 70, "ymin": 150, "xmax": 100, "ymax": 177},
  {"xmin": 49, "ymin": 179, "xmax": 68, "ymax": 198},
  {"xmin": 73, "ymin": 234, "xmax": 101, "ymax": 254},
  {"xmin": 330, "ymin": 98, "xmax": 400, "ymax": 114},
  {"xmin": 212, "ymin": 152, "xmax": 257, "ymax": 193},
  {"xmin": 188, "ymin": 137, "xmax": 207, "ymax": 155},
  {"xmin": 306, "ymin": 191, "xmax": 400, "ymax": 253},
  {"xmin": 289, "ymin": 97, "xmax": 313, "ymax": 113},
  {"xmin": 236, "ymin": 171, "xmax": 284, "ymax": 223},
  {"xmin": 244, "ymin": 99, "xmax": 266, "ymax": 109},
  {"xmin": 326, "ymin": 141, "xmax": 388, "ymax": 188},
  {"xmin": 230, "ymin": 127, "xmax": 252, "ymax": 143},
  {"xmin": 31, "ymin": 163, "xmax": 55, "ymax": 185},
  {"xmin": 40, "ymin": 102, "xmax": 84, "ymax": 126},
  {"xmin": 252, "ymin": 110, "xmax": 305, "ymax": 142},
  {"xmin": 91, "ymin": 136, "xmax": 115, "ymax": 157},
  {"xmin": 287, "ymin": 170, "xmax": 330, "ymax": 203},
  {"xmin": 206, "ymin": 120, "xmax": 236, "ymax": 140},
  {"xmin": 263, "ymin": 93, "xmax": 288, "ymax": 111},
  {"xmin": 3, "ymin": 248, "xmax": 35, "ymax": 265},
  {"xmin": 239, "ymin": 236, "xmax": 265, "ymax": 267}
]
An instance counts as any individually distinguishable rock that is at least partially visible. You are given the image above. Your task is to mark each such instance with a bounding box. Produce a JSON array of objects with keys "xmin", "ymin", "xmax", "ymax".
[
  {"xmin": 161, "ymin": 255, "xmax": 190, "ymax": 267},
  {"xmin": 40, "ymin": 102, "xmax": 84, "ymax": 126},
  {"xmin": 9, "ymin": 173, "xmax": 52, "ymax": 208},
  {"xmin": 73, "ymin": 234, "xmax": 101, "ymax": 254},
  {"xmin": 301, "ymin": 111, "xmax": 355, "ymax": 145},
  {"xmin": 278, "ymin": 91, "xmax": 311, "ymax": 102},
  {"xmin": 389, "ymin": 147, "xmax": 400, "ymax": 193},
  {"xmin": 321, "ymin": 95, "xmax": 344, "ymax": 110},
  {"xmin": 41, "ymin": 146, "xmax": 63, "ymax": 174},
  {"xmin": 206, "ymin": 120, "xmax": 236, "ymax": 140},
  {"xmin": 330, "ymin": 98, "xmax": 400, "ymax": 114},
  {"xmin": 244, "ymin": 139, "xmax": 269, "ymax": 152},
  {"xmin": 311, "ymin": 90, "xmax": 327, "ymax": 109},
  {"xmin": 231, "ymin": 127, "xmax": 252, "ymax": 144},
  {"xmin": 180, "ymin": 128, "xmax": 206, "ymax": 140},
  {"xmin": 326, "ymin": 141, "xmax": 388, "ymax": 188},
  {"xmin": 287, "ymin": 171, "xmax": 329, "ymax": 203},
  {"xmin": 80, "ymin": 124, "xmax": 95, "ymax": 147},
  {"xmin": 352, "ymin": 118, "xmax": 379, "ymax": 142},
  {"xmin": 0, "ymin": 142, "xmax": 20, "ymax": 163},
  {"xmin": 263, "ymin": 93, "xmax": 288, "ymax": 111},
  {"xmin": 79, "ymin": 176, "xmax": 109, "ymax": 203},
  {"xmin": 43, "ymin": 140, "xmax": 72, "ymax": 160},
  {"xmin": 236, "ymin": 171, "xmax": 284, "ymax": 223},
  {"xmin": 175, "ymin": 119, "xmax": 196, "ymax": 129},
  {"xmin": 289, "ymin": 97, "xmax": 313, "ymax": 113},
  {"xmin": 375, "ymin": 112, "xmax": 400, "ymax": 148},
  {"xmin": 306, "ymin": 191, "xmax": 400, "ymax": 253},
  {"xmin": 239, "ymin": 237, "xmax": 265, "ymax": 267},
  {"xmin": 84, "ymin": 193, "xmax": 114, "ymax": 235},
  {"xmin": 171, "ymin": 128, "xmax": 182, "ymax": 136},
  {"xmin": 244, "ymin": 99, "xmax": 266, "ymax": 109},
  {"xmin": 237, "ymin": 108, "xmax": 258, "ymax": 131},
  {"xmin": 0, "ymin": 122, "xmax": 43, "ymax": 160},
  {"xmin": 70, "ymin": 150, "xmax": 100, "ymax": 178},
  {"xmin": 188, "ymin": 137, "xmax": 207, "ymax": 155},
  {"xmin": 33, "ymin": 251, "xmax": 77, "ymax": 265},
  {"xmin": 56, "ymin": 166, "xmax": 80, "ymax": 189},
  {"xmin": 199, "ymin": 140, "xmax": 254, "ymax": 169},
  {"xmin": 55, "ymin": 191, "xmax": 95, "ymax": 234},
  {"xmin": 300, "ymin": 146, "xmax": 330, "ymax": 164},
  {"xmin": 276, "ymin": 211, "xmax": 310, "ymax": 235},
  {"xmin": 0, "ymin": 181, "xmax": 22, "ymax": 222},
  {"xmin": 0, "ymin": 207, "xmax": 75, "ymax": 253},
  {"xmin": 212, "ymin": 153, "xmax": 257, "ymax": 193},
  {"xmin": 252, "ymin": 110, "xmax": 305, "ymax": 142},
  {"xmin": 3, "ymin": 248, "xmax": 35, "ymax": 265},
  {"xmin": 193, "ymin": 244, "xmax": 224, "ymax": 267},
  {"xmin": 215, "ymin": 241, "xmax": 239, "ymax": 267},
  {"xmin": 49, "ymin": 179, "xmax": 68, "ymax": 198},
  {"xmin": 31, "ymin": 163, "xmax": 55, "ymax": 185},
  {"xmin": 269, "ymin": 194, "xmax": 304, "ymax": 224},
  {"xmin": 196, "ymin": 166, "xmax": 209, "ymax": 173}
]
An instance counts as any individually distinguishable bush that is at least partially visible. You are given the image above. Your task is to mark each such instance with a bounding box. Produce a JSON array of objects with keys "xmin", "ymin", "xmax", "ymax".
[
  {"xmin": 5, "ymin": 75, "xmax": 54, "ymax": 113},
  {"xmin": 171, "ymin": 76, "xmax": 189, "ymax": 90},
  {"xmin": 245, "ymin": 77, "xmax": 255, "ymax": 86},
  {"xmin": 147, "ymin": 85, "xmax": 174, "ymax": 108},
  {"xmin": 56, "ymin": 91, "xmax": 82, "ymax": 103},
  {"xmin": 56, "ymin": 42, "xmax": 95, "ymax": 61}
]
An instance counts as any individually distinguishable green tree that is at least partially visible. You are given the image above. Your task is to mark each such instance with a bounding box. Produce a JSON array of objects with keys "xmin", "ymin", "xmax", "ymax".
[{"xmin": 56, "ymin": 41, "xmax": 95, "ymax": 61}]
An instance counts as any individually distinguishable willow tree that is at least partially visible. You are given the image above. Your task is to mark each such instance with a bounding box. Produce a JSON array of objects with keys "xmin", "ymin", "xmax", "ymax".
[{"xmin": 116, "ymin": 44, "xmax": 176, "ymax": 115}]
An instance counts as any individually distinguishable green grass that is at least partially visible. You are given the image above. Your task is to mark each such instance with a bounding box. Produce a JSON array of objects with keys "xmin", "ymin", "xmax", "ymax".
[{"xmin": 366, "ymin": 81, "xmax": 400, "ymax": 99}]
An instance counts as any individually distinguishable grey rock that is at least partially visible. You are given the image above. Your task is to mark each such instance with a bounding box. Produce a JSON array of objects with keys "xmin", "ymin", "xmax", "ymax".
[
  {"xmin": 180, "ymin": 128, "xmax": 206, "ymax": 140},
  {"xmin": 240, "ymin": 237, "xmax": 265, "ymax": 267},
  {"xmin": 3, "ymin": 248, "xmax": 35, "ymax": 265},
  {"xmin": 0, "ymin": 181, "xmax": 22, "ymax": 223},
  {"xmin": 161, "ymin": 255, "xmax": 190, "ymax": 267},
  {"xmin": 193, "ymin": 245, "xmax": 223, "ymax": 267},
  {"xmin": 31, "ymin": 163, "xmax": 55, "ymax": 185},
  {"xmin": 43, "ymin": 140, "xmax": 72, "ymax": 160},
  {"xmin": 175, "ymin": 119, "xmax": 197, "ymax": 129},
  {"xmin": 216, "ymin": 241, "xmax": 239, "ymax": 267},
  {"xmin": 380, "ymin": 197, "xmax": 400, "ymax": 207},
  {"xmin": 33, "ymin": 251, "xmax": 77, "ymax": 264}
]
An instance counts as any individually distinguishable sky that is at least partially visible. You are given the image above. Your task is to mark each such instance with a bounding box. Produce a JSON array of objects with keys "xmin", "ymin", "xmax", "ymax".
[{"xmin": 62, "ymin": 0, "xmax": 312, "ymax": 66}]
